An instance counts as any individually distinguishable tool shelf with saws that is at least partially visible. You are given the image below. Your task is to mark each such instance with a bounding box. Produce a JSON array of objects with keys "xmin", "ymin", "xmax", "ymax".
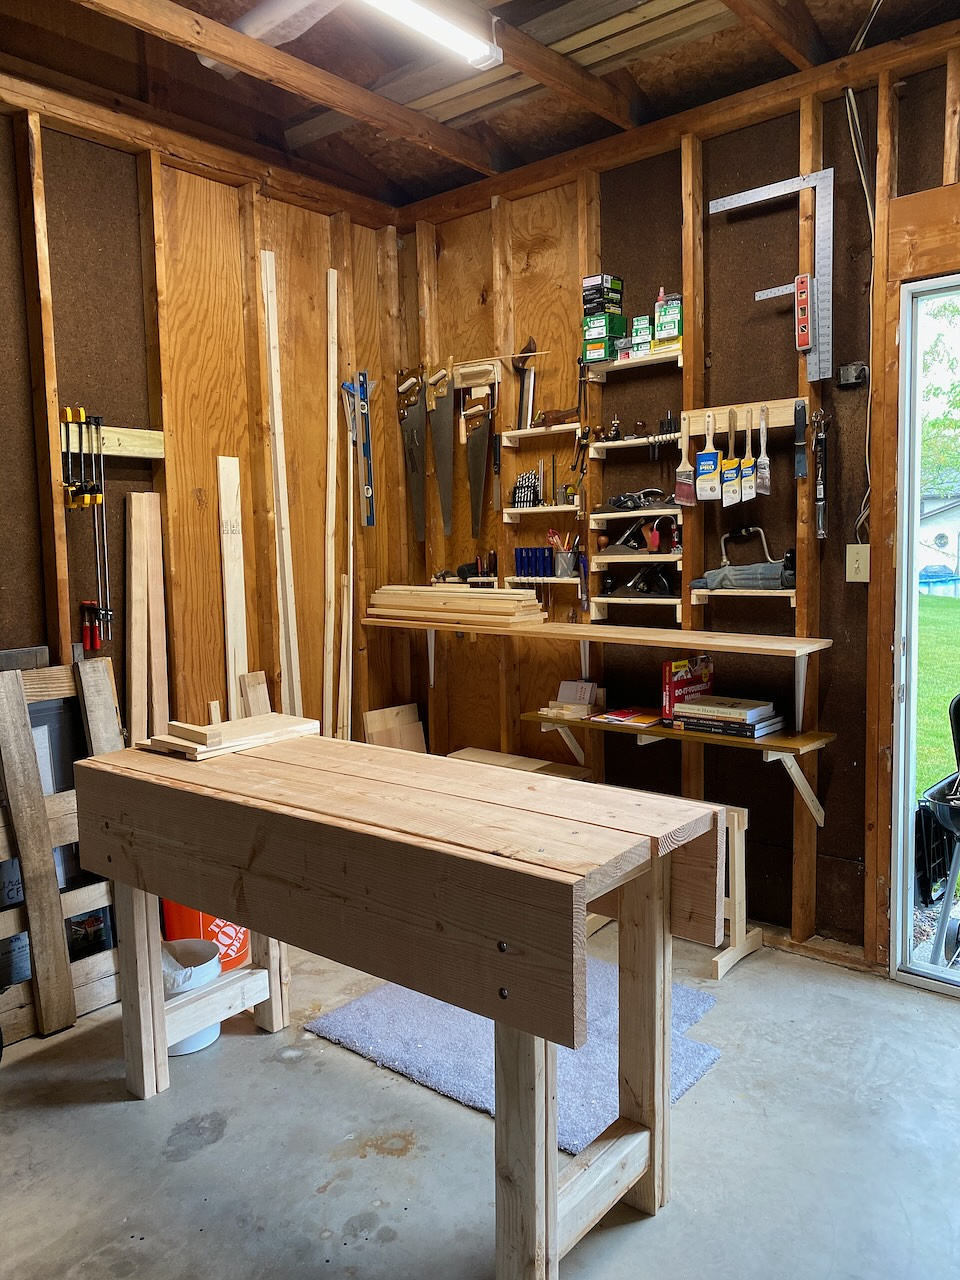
[{"xmin": 395, "ymin": 337, "xmax": 597, "ymax": 618}]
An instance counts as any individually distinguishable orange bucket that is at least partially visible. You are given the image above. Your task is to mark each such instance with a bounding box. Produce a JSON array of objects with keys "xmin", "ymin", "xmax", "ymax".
[{"xmin": 161, "ymin": 901, "xmax": 250, "ymax": 972}]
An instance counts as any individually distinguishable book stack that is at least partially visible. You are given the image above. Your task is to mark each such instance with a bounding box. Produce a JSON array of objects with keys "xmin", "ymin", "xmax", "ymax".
[{"xmin": 669, "ymin": 695, "xmax": 784, "ymax": 739}]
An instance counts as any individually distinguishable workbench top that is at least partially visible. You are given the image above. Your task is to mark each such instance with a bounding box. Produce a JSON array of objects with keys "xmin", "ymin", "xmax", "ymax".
[{"xmin": 76, "ymin": 737, "xmax": 719, "ymax": 1048}]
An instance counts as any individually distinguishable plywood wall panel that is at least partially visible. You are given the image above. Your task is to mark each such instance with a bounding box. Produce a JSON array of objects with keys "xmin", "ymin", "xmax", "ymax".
[
  {"xmin": 259, "ymin": 199, "xmax": 333, "ymax": 722},
  {"xmin": 0, "ymin": 117, "xmax": 45, "ymax": 650},
  {"xmin": 159, "ymin": 167, "xmax": 253, "ymax": 723}
]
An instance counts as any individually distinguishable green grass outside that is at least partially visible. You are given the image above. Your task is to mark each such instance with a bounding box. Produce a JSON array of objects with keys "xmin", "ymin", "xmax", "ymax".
[{"xmin": 916, "ymin": 593, "xmax": 960, "ymax": 798}]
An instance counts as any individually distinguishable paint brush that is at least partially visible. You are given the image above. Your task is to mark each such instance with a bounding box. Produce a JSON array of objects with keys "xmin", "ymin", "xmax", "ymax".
[
  {"xmin": 720, "ymin": 407, "xmax": 741, "ymax": 507},
  {"xmin": 740, "ymin": 407, "xmax": 756, "ymax": 501},
  {"xmin": 674, "ymin": 412, "xmax": 696, "ymax": 506},
  {"xmin": 756, "ymin": 402, "xmax": 771, "ymax": 495},
  {"xmin": 695, "ymin": 410, "xmax": 722, "ymax": 501}
]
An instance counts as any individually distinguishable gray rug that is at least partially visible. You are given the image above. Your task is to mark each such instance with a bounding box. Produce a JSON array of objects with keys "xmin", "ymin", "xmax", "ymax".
[{"xmin": 306, "ymin": 957, "xmax": 720, "ymax": 1155}]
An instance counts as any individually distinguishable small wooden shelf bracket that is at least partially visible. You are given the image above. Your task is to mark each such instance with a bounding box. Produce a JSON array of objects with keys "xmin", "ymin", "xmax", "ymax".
[
  {"xmin": 538, "ymin": 721, "xmax": 586, "ymax": 766},
  {"xmin": 764, "ymin": 751, "xmax": 825, "ymax": 826}
]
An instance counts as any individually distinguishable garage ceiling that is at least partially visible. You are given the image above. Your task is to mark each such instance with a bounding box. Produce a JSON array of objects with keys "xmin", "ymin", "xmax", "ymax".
[{"xmin": 2, "ymin": 0, "xmax": 958, "ymax": 203}]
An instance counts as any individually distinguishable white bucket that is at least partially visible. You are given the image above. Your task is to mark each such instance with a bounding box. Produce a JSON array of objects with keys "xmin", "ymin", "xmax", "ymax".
[{"xmin": 163, "ymin": 938, "xmax": 222, "ymax": 1057}]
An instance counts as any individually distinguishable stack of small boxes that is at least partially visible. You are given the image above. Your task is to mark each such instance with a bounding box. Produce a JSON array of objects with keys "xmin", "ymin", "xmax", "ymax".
[
  {"xmin": 582, "ymin": 273, "xmax": 624, "ymax": 364},
  {"xmin": 613, "ymin": 288, "xmax": 683, "ymax": 361}
]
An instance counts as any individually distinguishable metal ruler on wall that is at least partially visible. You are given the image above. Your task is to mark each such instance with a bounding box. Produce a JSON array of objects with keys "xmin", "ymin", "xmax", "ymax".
[{"xmin": 709, "ymin": 169, "xmax": 834, "ymax": 382}]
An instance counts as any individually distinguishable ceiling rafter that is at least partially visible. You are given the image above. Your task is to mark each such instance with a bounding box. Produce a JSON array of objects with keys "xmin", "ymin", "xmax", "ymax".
[
  {"xmin": 719, "ymin": 0, "xmax": 830, "ymax": 70},
  {"xmin": 285, "ymin": 0, "xmax": 646, "ymax": 150},
  {"xmin": 65, "ymin": 0, "xmax": 501, "ymax": 175},
  {"xmin": 485, "ymin": 14, "xmax": 634, "ymax": 129}
]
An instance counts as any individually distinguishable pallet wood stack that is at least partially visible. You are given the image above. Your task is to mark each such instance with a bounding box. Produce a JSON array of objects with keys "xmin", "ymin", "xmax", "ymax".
[
  {"xmin": 0, "ymin": 657, "xmax": 125, "ymax": 1045},
  {"xmin": 368, "ymin": 585, "xmax": 547, "ymax": 628}
]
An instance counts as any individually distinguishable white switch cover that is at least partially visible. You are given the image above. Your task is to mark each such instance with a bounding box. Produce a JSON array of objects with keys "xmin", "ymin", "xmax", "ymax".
[{"xmin": 846, "ymin": 544, "xmax": 870, "ymax": 582}]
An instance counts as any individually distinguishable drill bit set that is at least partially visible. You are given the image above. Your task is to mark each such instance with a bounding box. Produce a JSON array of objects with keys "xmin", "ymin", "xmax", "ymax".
[{"xmin": 61, "ymin": 406, "xmax": 112, "ymax": 649}]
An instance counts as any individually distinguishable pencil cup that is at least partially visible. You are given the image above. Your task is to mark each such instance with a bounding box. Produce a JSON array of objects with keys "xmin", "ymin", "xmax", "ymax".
[{"xmin": 555, "ymin": 551, "xmax": 578, "ymax": 578}]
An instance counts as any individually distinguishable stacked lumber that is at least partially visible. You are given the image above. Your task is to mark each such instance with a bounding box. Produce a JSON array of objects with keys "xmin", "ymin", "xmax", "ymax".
[
  {"xmin": 368, "ymin": 585, "xmax": 547, "ymax": 627},
  {"xmin": 138, "ymin": 712, "xmax": 320, "ymax": 761}
]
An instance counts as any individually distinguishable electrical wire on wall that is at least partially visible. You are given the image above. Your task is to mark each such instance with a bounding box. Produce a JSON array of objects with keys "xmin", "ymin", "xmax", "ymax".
[{"xmin": 845, "ymin": 0, "xmax": 887, "ymax": 543}]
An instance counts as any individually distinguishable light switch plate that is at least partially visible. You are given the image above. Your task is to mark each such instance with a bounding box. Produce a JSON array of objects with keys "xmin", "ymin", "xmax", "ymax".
[{"xmin": 846, "ymin": 544, "xmax": 870, "ymax": 582}]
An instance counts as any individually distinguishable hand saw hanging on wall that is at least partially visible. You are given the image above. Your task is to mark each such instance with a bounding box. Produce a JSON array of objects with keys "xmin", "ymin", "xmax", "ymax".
[
  {"xmin": 454, "ymin": 359, "xmax": 500, "ymax": 541},
  {"xmin": 426, "ymin": 359, "xmax": 454, "ymax": 537},
  {"xmin": 397, "ymin": 366, "xmax": 427, "ymax": 543}
]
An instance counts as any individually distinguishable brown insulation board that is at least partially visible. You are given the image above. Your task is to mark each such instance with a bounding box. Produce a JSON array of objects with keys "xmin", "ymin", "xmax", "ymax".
[
  {"xmin": 43, "ymin": 129, "xmax": 153, "ymax": 708},
  {"xmin": 897, "ymin": 67, "xmax": 948, "ymax": 198},
  {"xmin": 0, "ymin": 117, "xmax": 46, "ymax": 650}
]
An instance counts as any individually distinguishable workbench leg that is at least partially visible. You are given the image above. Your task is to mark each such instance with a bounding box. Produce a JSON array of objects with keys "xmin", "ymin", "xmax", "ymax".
[
  {"xmin": 494, "ymin": 1023, "xmax": 559, "ymax": 1280},
  {"xmin": 250, "ymin": 934, "xmax": 291, "ymax": 1032},
  {"xmin": 712, "ymin": 808, "xmax": 763, "ymax": 980},
  {"xmin": 619, "ymin": 853, "xmax": 671, "ymax": 1214},
  {"xmin": 114, "ymin": 883, "xmax": 169, "ymax": 1099}
]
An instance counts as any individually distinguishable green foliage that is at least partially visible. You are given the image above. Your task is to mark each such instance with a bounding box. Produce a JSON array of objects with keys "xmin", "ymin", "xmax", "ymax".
[
  {"xmin": 920, "ymin": 298, "xmax": 960, "ymax": 497},
  {"xmin": 916, "ymin": 594, "xmax": 960, "ymax": 799}
]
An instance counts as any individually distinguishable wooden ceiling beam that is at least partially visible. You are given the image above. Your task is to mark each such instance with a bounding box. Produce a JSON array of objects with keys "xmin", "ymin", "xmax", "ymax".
[
  {"xmin": 64, "ymin": 0, "xmax": 500, "ymax": 175},
  {"xmin": 0, "ymin": 67, "xmax": 397, "ymax": 227},
  {"xmin": 399, "ymin": 15, "xmax": 960, "ymax": 227},
  {"xmin": 285, "ymin": 0, "xmax": 645, "ymax": 150},
  {"xmin": 719, "ymin": 0, "xmax": 830, "ymax": 70},
  {"xmin": 492, "ymin": 18, "xmax": 634, "ymax": 129}
]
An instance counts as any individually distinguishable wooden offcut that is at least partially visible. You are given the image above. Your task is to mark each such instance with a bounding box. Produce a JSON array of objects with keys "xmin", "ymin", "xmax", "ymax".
[
  {"xmin": 143, "ymin": 711, "xmax": 320, "ymax": 760},
  {"xmin": 217, "ymin": 456, "xmax": 249, "ymax": 721}
]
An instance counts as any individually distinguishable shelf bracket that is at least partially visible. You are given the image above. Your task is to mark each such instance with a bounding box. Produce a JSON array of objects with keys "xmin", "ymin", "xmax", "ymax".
[
  {"xmin": 427, "ymin": 628, "xmax": 436, "ymax": 689},
  {"xmin": 580, "ymin": 639, "xmax": 590, "ymax": 680},
  {"xmin": 794, "ymin": 654, "xmax": 808, "ymax": 731},
  {"xmin": 635, "ymin": 734, "xmax": 660, "ymax": 746},
  {"xmin": 763, "ymin": 751, "xmax": 824, "ymax": 826},
  {"xmin": 538, "ymin": 722, "xmax": 586, "ymax": 766}
]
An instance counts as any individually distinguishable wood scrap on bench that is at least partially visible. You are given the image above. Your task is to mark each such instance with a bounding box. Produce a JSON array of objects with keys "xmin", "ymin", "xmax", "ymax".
[
  {"xmin": 140, "ymin": 711, "xmax": 320, "ymax": 760},
  {"xmin": 239, "ymin": 670, "xmax": 272, "ymax": 716},
  {"xmin": 448, "ymin": 747, "xmax": 591, "ymax": 782}
]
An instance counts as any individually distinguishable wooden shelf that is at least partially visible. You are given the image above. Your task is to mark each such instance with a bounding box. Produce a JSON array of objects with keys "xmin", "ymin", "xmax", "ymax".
[
  {"xmin": 503, "ymin": 500, "xmax": 580, "ymax": 524},
  {"xmin": 589, "ymin": 505, "xmax": 681, "ymax": 530},
  {"xmin": 501, "ymin": 422, "xmax": 583, "ymax": 448},
  {"xmin": 363, "ymin": 615, "xmax": 832, "ymax": 659},
  {"xmin": 590, "ymin": 433, "xmax": 681, "ymax": 460},
  {"xmin": 585, "ymin": 346, "xmax": 683, "ymax": 378},
  {"xmin": 522, "ymin": 711, "xmax": 835, "ymax": 758},
  {"xmin": 591, "ymin": 552, "xmax": 682, "ymax": 570},
  {"xmin": 591, "ymin": 597, "xmax": 682, "ymax": 623},
  {"xmin": 691, "ymin": 588, "xmax": 796, "ymax": 607},
  {"xmin": 505, "ymin": 576, "xmax": 580, "ymax": 586}
]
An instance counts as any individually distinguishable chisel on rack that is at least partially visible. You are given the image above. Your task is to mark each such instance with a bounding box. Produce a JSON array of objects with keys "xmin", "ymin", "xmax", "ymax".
[
  {"xmin": 813, "ymin": 408, "xmax": 828, "ymax": 539},
  {"xmin": 794, "ymin": 399, "xmax": 808, "ymax": 480}
]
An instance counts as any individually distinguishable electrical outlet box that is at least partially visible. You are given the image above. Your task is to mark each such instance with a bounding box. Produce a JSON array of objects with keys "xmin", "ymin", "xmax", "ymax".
[{"xmin": 846, "ymin": 544, "xmax": 870, "ymax": 582}]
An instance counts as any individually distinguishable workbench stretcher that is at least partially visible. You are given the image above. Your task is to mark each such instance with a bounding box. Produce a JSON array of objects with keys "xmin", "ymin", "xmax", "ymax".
[{"xmin": 75, "ymin": 736, "xmax": 723, "ymax": 1279}]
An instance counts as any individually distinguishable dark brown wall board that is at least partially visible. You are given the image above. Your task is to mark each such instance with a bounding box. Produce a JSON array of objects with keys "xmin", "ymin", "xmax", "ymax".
[
  {"xmin": 599, "ymin": 152, "xmax": 684, "ymax": 438},
  {"xmin": 897, "ymin": 67, "xmax": 947, "ymax": 197},
  {"xmin": 0, "ymin": 0, "xmax": 144, "ymax": 100},
  {"xmin": 42, "ymin": 129, "xmax": 152, "ymax": 714},
  {"xmin": 0, "ymin": 117, "xmax": 46, "ymax": 652},
  {"xmin": 600, "ymin": 106, "xmax": 890, "ymax": 941}
]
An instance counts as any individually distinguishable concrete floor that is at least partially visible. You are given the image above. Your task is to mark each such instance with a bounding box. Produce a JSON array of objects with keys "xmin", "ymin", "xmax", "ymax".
[{"xmin": 6, "ymin": 933, "xmax": 960, "ymax": 1280}]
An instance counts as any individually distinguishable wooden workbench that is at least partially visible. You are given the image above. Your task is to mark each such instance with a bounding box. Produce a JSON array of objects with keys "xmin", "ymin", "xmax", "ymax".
[{"xmin": 75, "ymin": 736, "xmax": 722, "ymax": 1279}]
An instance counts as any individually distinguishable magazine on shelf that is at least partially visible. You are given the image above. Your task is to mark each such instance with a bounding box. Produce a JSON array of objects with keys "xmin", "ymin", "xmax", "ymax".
[{"xmin": 590, "ymin": 706, "xmax": 662, "ymax": 727}]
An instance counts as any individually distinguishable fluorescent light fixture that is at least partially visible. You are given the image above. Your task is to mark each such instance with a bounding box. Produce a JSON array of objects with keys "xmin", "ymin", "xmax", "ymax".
[{"xmin": 359, "ymin": 0, "xmax": 502, "ymax": 70}]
